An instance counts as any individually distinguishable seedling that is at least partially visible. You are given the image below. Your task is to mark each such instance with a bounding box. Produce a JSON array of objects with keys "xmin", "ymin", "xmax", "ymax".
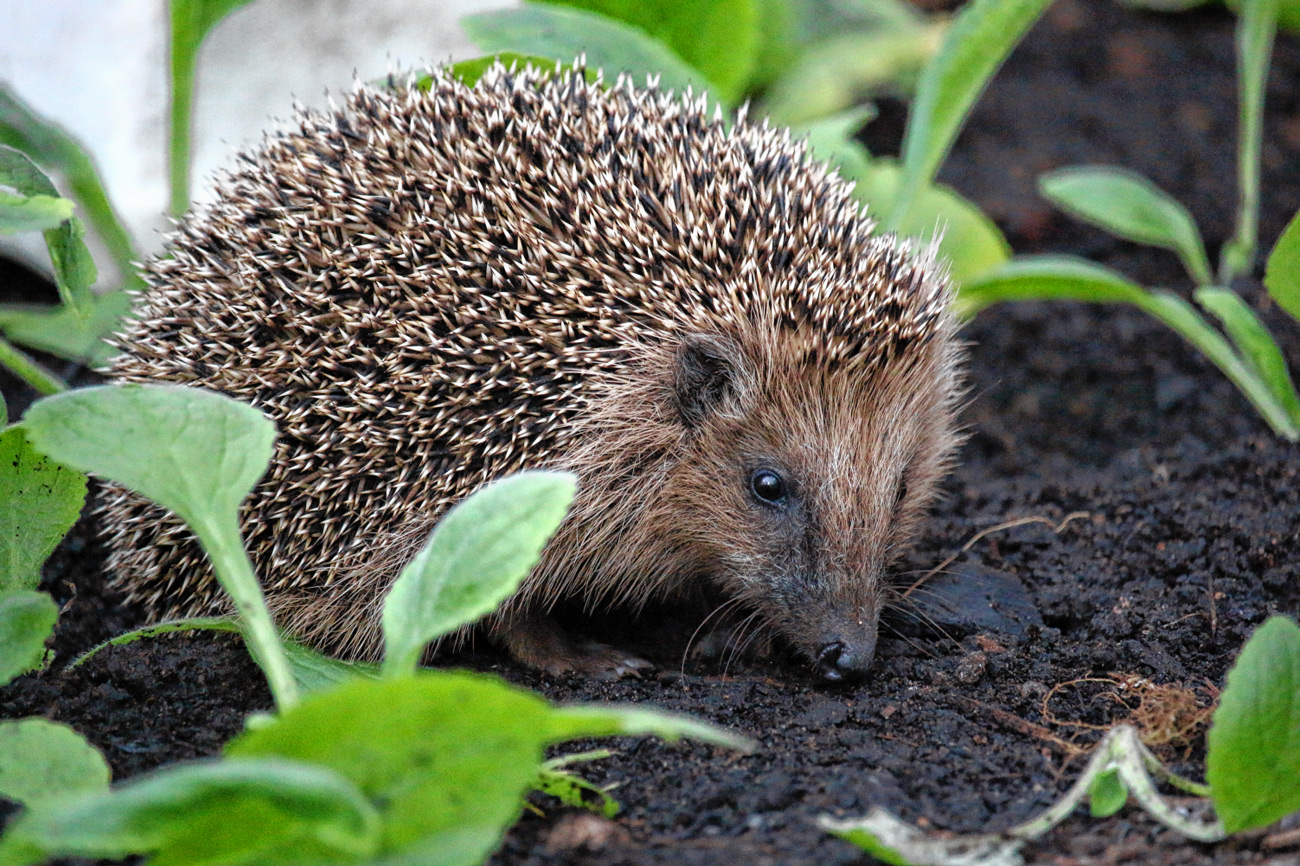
[
  {"xmin": 4, "ymin": 382, "xmax": 752, "ymax": 866},
  {"xmin": 959, "ymin": 0, "xmax": 1300, "ymax": 440},
  {"xmin": 821, "ymin": 615, "xmax": 1300, "ymax": 865}
]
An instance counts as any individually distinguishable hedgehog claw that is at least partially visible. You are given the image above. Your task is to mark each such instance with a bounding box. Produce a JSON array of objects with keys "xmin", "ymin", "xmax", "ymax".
[{"xmin": 501, "ymin": 615, "xmax": 654, "ymax": 679}]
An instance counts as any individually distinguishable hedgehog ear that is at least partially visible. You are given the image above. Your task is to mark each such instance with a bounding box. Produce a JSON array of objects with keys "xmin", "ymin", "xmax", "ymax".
[{"xmin": 674, "ymin": 334, "xmax": 747, "ymax": 428}]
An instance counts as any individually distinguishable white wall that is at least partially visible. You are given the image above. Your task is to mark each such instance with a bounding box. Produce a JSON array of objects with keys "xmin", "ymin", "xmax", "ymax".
[{"xmin": 0, "ymin": 0, "xmax": 511, "ymax": 284}]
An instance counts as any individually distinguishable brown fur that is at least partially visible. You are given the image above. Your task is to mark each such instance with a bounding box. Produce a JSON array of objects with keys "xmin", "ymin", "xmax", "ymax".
[{"xmin": 100, "ymin": 63, "xmax": 964, "ymax": 678}]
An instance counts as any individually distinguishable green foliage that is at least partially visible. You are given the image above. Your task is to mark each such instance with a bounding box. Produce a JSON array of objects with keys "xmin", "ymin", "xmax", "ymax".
[
  {"xmin": 0, "ymin": 146, "xmax": 94, "ymax": 314},
  {"xmin": 0, "ymin": 719, "xmax": 110, "ymax": 809},
  {"xmin": 0, "ymin": 85, "xmax": 136, "ymax": 277},
  {"xmin": 535, "ymin": 751, "xmax": 620, "ymax": 818},
  {"xmin": 887, "ymin": 0, "xmax": 1054, "ymax": 231},
  {"xmin": 537, "ymin": 0, "xmax": 760, "ymax": 103},
  {"xmin": 169, "ymin": 0, "xmax": 259, "ymax": 215},
  {"xmin": 443, "ymin": 53, "xmax": 570, "ymax": 87},
  {"xmin": 1088, "ymin": 768, "xmax": 1127, "ymax": 818},
  {"xmin": 382, "ymin": 472, "xmax": 577, "ymax": 677},
  {"xmin": 0, "ymin": 425, "xmax": 87, "ymax": 593},
  {"xmin": 0, "ymin": 290, "xmax": 133, "ymax": 369},
  {"xmin": 1039, "ymin": 167, "xmax": 1213, "ymax": 286},
  {"xmin": 20, "ymin": 384, "xmax": 299, "ymax": 709},
  {"xmin": 1206, "ymin": 616, "xmax": 1300, "ymax": 833},
  {"xmin": 463, "ymin": 5, "xmax": 714, "ymax": 99},
  {"xmin": 0, "ymin": 590, "xmax": 58, "ymax": 686},
  {"xmin": 0, "ymin": 758, "xmax": 381, "ymax": 866},
  {"xmin": 1264, "ymin": 209, "xmax": 1300, "ymax": 319}
]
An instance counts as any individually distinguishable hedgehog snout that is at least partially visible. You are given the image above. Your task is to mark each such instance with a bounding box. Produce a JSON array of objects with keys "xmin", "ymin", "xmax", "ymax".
[{"xmin": 815, "ymin": 633, "xmax": 877, "ymax": 683}]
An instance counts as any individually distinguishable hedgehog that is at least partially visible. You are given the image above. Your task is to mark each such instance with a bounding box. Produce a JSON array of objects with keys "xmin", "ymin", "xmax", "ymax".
[{"xmin": 100, "ymin": 62, "xmax": 964, "ymax": 683}]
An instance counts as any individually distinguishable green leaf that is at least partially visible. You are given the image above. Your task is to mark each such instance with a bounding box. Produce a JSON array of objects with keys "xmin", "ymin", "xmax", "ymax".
[
  {"xmin": 0, "ymin": 426, "xmax": 87, "ymax": 593},
  {"xmin": 0, "ymin": 591, "xmax": 58, "ymax": 686},
  {"xmin": 381, "ymin": 471, "xmax": 576, "ymax": 676},
  {"xmin": 1226, "ymin": 0, "xmax": 1300, "ymax": 32},
  {"xmin": 535, "ymin": 765, "xmax": 620, "ymax": 819},
  {"xmin": 228, "ymin": 672, "xmax": 553, "ymax": 863},
  {"xmin": 462, "ymin": 5, "xmax": 717, "ymax": 100},
  {"xmin": 1088, "ymin": 767, "xmax": 1128, "ymax": 818},
  {"xmin": 0, "ymin": 287, "xmax": 135, "ymax": 367},
  {"xmin": 1195, "ymin": 287, "xmax": 1300, "ymax": 427},
  {"xmin": 889, "ymin": 0, "xmax": 1053, "ymax": 231},
  {"xmin": 843, "ymin": 158, "xmax": 1010, "ymax": 285},
  {"xmin": 0, "ymin": 757, "xmax": 380, "ymax": 866},
  {"xmin": 21, "ymin": 384, "xmax": 272, "ymax": 536},
  {"xmin": 169, "ymin": 0, "xmax": 259, "ymax": 214},
  {"xmin": 0, "ymin": 192, "xmax": 74, "ymax": 235},
  {"xmin": 958, "ymin": 256, "xmax": 1300, "ymax": 438},
  {"xmin": 545, "ymin": 704, "xmax": 756, "ymax": 752},
  {"xmin": 537, "ymin": 0, "xmax": 759, "ymax": 103},
  {"xmin": 1264, "ymin": 209, "xmax": 1300, "ymax": 321},
  {"xmin": 760, "ymin": 20, "xmax": 941, "ymax": 126},
  {"xmin": 1207, "ymin": 616, "xmax": 1300, "ymax": 833},
  {"xmin": 0, "ymin": 85, "xmax": 137, "ymax": 279},
  {"xmin": 1039, "ymin": 166, "xmax": 1213, "ymax": 286},
  {"xmin": 1220, "ymin": 0, "xmax": 1280, "ymax": 282},
  {"xmin": 0, "ymin": 719, "xmax": 110, "ymax": 809},
  {"xmin": 21, "ymin": 384, "xmax": 299, "ymax": 710},
  {"xmin": 0, "ymin": 146, "xmax": 95, "ymax": 312},
  {"xmin": 444, "ymin": 53, "xmax": 568, "ymax": 87}
]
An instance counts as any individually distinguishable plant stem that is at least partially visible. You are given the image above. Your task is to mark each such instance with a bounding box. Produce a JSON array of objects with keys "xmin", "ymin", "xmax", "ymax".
[
  {"xmin": 196, "ymin": 515, "xmax": 300, "ymax": 710},
  {"xmin": 0, "ymin": 336, "xmax": 66, "ymax": 395},
  {"xmin": 1220, "ymin": 0, "xmax": 1279, "ymax": 283}
]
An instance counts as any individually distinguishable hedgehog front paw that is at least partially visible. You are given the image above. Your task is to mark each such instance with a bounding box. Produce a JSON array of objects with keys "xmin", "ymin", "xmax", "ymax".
[{"xmin": 499, "ymin": 614, "xmax": 654, "ymax": 680}]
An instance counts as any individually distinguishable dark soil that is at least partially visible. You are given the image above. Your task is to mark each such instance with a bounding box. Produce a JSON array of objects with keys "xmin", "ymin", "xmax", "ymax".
[{"xmin": 3, "ymin": 0, "xmax": 1300, "ymax": 863}]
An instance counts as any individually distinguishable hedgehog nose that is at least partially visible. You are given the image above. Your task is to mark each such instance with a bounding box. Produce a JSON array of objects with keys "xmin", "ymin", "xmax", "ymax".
[{"xmin": 815, "ymin": 639, "xmax": 874, "ymax": 684}]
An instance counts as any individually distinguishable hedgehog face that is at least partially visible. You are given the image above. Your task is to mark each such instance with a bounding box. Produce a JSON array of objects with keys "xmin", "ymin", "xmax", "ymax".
[{"xmin": 661, "ymin": 329, "xmax": 962, "ymax": 683}]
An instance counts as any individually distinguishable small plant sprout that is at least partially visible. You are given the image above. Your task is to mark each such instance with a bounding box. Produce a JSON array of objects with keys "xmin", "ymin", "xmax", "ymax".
[
  {"xmin": 821, "ymin": 616, "xmax": 1300, "ymax": 865},
  {"xmin": 960, "ymin": 0, "xmax": 1300, "ymax": 440}
]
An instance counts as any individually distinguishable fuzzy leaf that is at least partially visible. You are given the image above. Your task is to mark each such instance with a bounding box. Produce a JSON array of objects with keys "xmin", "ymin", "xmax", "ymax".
[
  {"xmin": 1207, "ymin": 616, "xmax": 1300, "ymax": 833},
  {"xmin": 463, "ymin": 5, "xmax": 716, "ymax": 99},
  {"xmin": 1040, "ymin": 166, "xmax": 1213, "ymax": 285},
  {"xmin": 537, "ymin": 0, "xmax": 759, "ymax": 102},
  {"xmin": 1264, "ymin": 209, "xmax": 1300, "ymax": 321},
  {"xmin": 0, "ymin": 719, "xmax": 110, "ymax": 809},
  {"xmin": 0, "ymin": 191, "xmax": 74, "ymax": 235},
  {"xmin": 0, "ymin": 425, "xmax": 87, "ymax": 594},
  {"xmin": 0, "ymin": 758, "xmax": 380, "ymax": 866},
  {"xmin": 0, "ymin": 591, "xmax": 58, "ymax": 686},
  {"xmin": 20, "ymin": 384, "xmax": 274, "ymax": 535},
  {"xmin": 0, "ymin": 288, "xmax": 134, "ymax": 367},
  {"xmin": 381, "ymin": 471, "xmax": 576, "ymax": 676}
]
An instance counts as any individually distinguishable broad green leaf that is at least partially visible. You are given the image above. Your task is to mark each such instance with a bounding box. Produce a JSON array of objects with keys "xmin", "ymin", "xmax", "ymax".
[
  {"xmin": 0, "ymin": 426, "xmax": 87, "ymax": 593},
  {"xmin": 381, "ymin": 471, "xmax": 576, "ymax": 676},
  {"xmin": 228, "ymin": 672, "xmax": 552, "ymax": 861},
  {"xmin": 71, "ymin": 616, "xmax": 243, "ymax": 668},
  {"xmin": 463, "ymin": 5, "xmax": 716, "ymax": 99},
  {"xmin": 958, "ymin": 256, "xmax": 1299, "ymax": 438},
  {"xmin": 0, "ymin": 719, "xmax": 109, "ymax": 808},
  {"xmin": 169, "ymin": 0, "xmax": 258, "ymax": 214},
  {"xmin": 0, "ymin": 287, "xmax": 135, "ymax": 367},
  {"xmin": 0, "ymin": 85, "xmax": 137, "ymax": 278},
  {"xmin": 844, "ymin": 158, "xmax": 1010, "ymax": 284},
  {"xmin": 536, "ymin": 751, "xmax": 619, "ymax": 818},
  {"xmin": 21, "ymin": 384, "xmax": 272, "ymax": 534},
  {"xmin": 537, "ymin": 0, "xmax": 759, "ymax": 103},
  {"xmin": 21, "ymin": 384, "xmax": 299, "ymax": 709},
  {"xmin": 0, "ymin": 192, "xmax": 74, "ymax": 235},
  {"xmin": 792, "ymin": 107, "xmax": 876, "ymax": 181},
  {"xmin": 760, "ymin": 21, "xmax": 941, "ymax": 126},
  {"xmin": 0, "ymin": 757, "xmax": 380, "ymax": 866},
  {"xmin": 1220, "ymin": 0, "xmax": 1280, "ymax": 281},
  {"xmin": 444, "ymin": 53, "xmax": 569, "ymax": 87},
  {"xmin": 1039, "ymin": 166, "xmax": 1213, "ymax": 286},
  {"xmin": 889, "ymin": 0, "xmax": 1053, "ymax": 231},
  {"xmin": 0, "ymin": 146, "xmax": 95, "ymax": 312},
  {"xmin": 1264, "ymin": 209, "xmax": 1300, "ymax": 320},
  {"xmin": 1207, "ymin": 616, "xmax": 1300, "ymax": 833},
  {"xmin": 1196, "ymin": 288, "xmax": 1300, "ymax": 426},
  {"xmin": 1088, "ymin": 767, "xmax": 1127, "ymax": 818},
  {"xmin": 0, "ymin": 591, "xmax": 58, "ymax": 686}
]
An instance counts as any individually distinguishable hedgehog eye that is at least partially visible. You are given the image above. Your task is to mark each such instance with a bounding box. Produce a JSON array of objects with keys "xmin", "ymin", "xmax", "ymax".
[{"xmin": 750, "ymin": 469, "xmax": 789, "ymax": 506}]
